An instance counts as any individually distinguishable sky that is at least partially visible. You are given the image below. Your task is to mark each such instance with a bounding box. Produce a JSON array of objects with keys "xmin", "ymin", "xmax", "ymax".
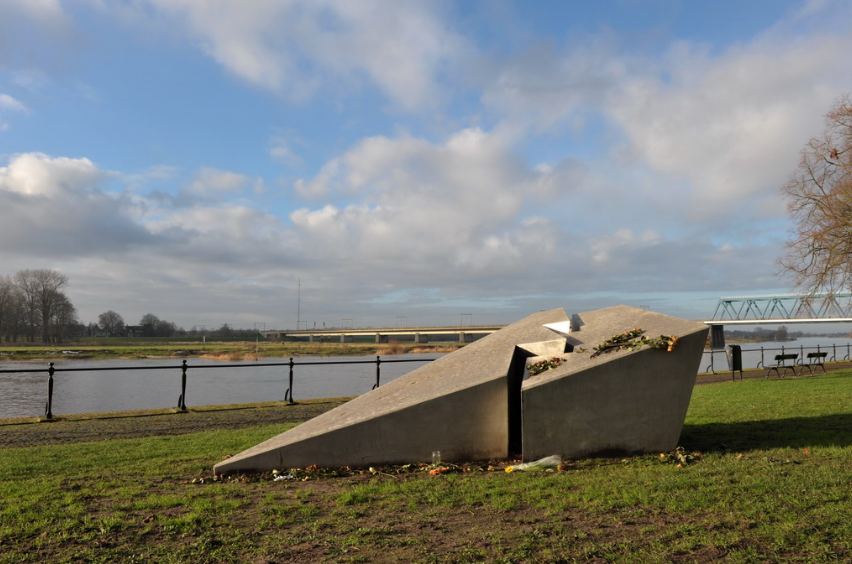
[{"xmin": 1, "ymin": 0, "xmax": 851, "ymax": 331}]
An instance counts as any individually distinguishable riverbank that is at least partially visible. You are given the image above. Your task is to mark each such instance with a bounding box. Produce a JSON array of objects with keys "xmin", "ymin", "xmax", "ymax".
[
  {"xmin": 0, "ymin": 340, "xmax": 462, "ymax": 361},
  {"xmin": 4, "ymin": 360, "xmax": 849, "ymax": 448}
]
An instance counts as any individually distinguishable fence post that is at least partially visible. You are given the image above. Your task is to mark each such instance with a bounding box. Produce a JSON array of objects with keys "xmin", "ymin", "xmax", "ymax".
[
  {"xmin": 44, "ymin": 362, "xmax": 55, "ymax": 420},
  {"xmin": 373, "ymin": 355, "xmax": 381, "ymax": 390},
  {"xmin": 285, "ymin": 357, "xmax": 295, "ymax": 404},
  {"xmin": 831, "ymin": 344, "xmax": 836, "ymax": 362},
  {"xmin": 177, "ymin": 360, "xmax": 187, "ymax": 412},
  {"xmin": 757, "ymin": 347, "xmax": 765, "ymax": 369}
]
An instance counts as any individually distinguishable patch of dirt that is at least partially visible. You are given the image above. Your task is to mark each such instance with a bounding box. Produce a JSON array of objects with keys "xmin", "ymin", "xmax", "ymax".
[{"xmin": 0, "ymin": 399, "xmax": 350, "ymax": 448}]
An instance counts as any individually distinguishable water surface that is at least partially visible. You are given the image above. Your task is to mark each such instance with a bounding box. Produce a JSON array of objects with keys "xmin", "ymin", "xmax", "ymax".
[{"xmin": 0, "ymin": 354, "xmax": 440, "ymax": 418}]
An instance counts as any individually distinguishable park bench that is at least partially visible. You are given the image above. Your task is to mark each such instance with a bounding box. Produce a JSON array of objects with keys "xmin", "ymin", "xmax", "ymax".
[
  {"xmin": 805, "ymin": 351, "xmax": 828, "ymax": 375},
  {"xmin": 766, "ymin": 353, "xmax": 798, "ymax": 378}
]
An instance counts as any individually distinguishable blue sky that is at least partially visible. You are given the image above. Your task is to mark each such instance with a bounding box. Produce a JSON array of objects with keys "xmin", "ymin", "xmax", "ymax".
[{"xmin": 1, "ymin": 0, "xmax": 850, "ymax": 330}]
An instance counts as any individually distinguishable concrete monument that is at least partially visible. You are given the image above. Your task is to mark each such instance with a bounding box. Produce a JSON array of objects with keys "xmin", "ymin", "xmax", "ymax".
[{"xmin": 214, "ymin": 305, "xmax": 708, "ymax": 475}]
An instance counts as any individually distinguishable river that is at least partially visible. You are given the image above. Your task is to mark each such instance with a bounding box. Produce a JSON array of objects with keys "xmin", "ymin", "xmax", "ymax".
[
  {"xmin": 0, "ymin": 354, "xmax": 441, "ymax": 419},
  {"xmin": 4, "ymin": 336, "xmax": 852, "ymax": 419},
  {"xmin": 701, "ymin": 336, "xmax": 852, "ymax": 373}
]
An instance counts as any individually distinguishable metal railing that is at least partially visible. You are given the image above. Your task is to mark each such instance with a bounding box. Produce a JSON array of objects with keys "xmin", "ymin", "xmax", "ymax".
[
  {"xmin": 703, "ymin": 343, "xmax": 851, "ymax": 373},
  {"xmin": 0, "ymin": 356, "xmax": 435, "ymax": 420}
]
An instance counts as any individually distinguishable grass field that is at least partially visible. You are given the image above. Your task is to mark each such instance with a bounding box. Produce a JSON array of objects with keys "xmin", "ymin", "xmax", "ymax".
[{"xmin": 3, "ymin": 372, "xmax": 852, "ymax": 563}]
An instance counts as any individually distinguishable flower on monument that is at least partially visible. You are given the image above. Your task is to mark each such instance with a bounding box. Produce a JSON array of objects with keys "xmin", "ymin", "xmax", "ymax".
[{"xmin": 527, "ymin": 357, "xmax": 564, "ymax": 377}]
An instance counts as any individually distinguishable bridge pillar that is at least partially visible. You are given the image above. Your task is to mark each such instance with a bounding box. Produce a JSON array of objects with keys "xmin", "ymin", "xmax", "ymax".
[
  {"xmin": 459, "ymin": 332, "xmax": 466, "ymax": 343},
  {"xmin": 709, "ymin": 325, "xmax": 725, "ymax": 349},
  {"xmin": 375, "ymin": 333, "xmax": 382, "ymax": 344},
  {"xmin": 309, "ymin": 334, "xmax": 316, "ymax": 343},
  {"xmin": 414, "ymin": 333, "xmax": 427, "ymax": 344}
]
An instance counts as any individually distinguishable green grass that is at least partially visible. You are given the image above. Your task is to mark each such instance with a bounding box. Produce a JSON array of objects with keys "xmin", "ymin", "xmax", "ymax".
[{"xmin": 3, "ymin": 372, "xmax": 852, "ymax": 562}]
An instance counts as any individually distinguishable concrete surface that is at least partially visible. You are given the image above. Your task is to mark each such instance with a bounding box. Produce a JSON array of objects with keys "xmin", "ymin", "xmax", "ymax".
[
  {"xmin": 214, "ymin": 308, "xmax": 569, "ymax": 475},
  {"xmin": 214, "ymin": 305, "xmax": 707, "ymax": 474},
  {"xmin": 522, "ymin": 306, "xmax": 709, "ymax": 459}
]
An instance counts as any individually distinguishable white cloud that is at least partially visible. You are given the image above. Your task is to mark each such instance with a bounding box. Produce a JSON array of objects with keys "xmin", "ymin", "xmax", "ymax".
[
  {"xmin": 611, "ymin": 38, "xmax": 852, "ymax": 218},
  {"xmin": 5, "ymin": 4, "xmax": 844, "ymax": 326},
  {"xmin": 188, "ymin": 167, "xmax": 251, "ymax": 196},
  {"xmin": 0, "ymin": 148, "xmax": 782, "ymax": 328},
  {"xmin": 591, "ymin": 229, "xmax": 661, "ymax": 265},
  {"xmin": 1, "ymin": 0, "xmax": 66, "ymax": 24},
  {"xmin": 0, "ymin": 153, "xmax": 297, "ymax": 278},
  {"xmin": 0, "ymin": 94, "xmax": 29, "ymax": 114},
  {"xmin": 11, "ymin": 69, "xmax": 50, "ymax": 91},
  {"xmin": 482, "ymin": 34, "xmax": 624, "ymax": 132},
  {"xmin": 128, "ymin": 0, "xmax": 467, "ymax": 110},
  {"xmin": 0, "ymin": 0, "xmax": 75, "ymax": 69},
  {"xmin": 0, "ymin": 152, "xmax": 103, "ymax": 197},
  {"xmin": 269, "ymin": 137, "xmax": 302, "ymax": 168},
  {"xmin": 288, "ymin": 127, "xmax": 582, "ymax": 288},
  {"xmin": 606, "ymin": 25, "xmax": 852, "ymax": 220},
  {"xmin": 471, "ymin": 1, "xmax": 852, "ymax": 230},
  {"xmin": 0, "ymin": 153, "xmax": 151, "ymax": 256}
]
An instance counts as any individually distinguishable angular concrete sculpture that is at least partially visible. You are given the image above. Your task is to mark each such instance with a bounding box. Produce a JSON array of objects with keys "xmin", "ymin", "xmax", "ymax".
[
  {"xmin": 521, "ymin": 305, "xmax": 708, "ymax": 460},
  {"xmin": 214, "ymin": 306, "xmax": 708, "ymax": 475}
]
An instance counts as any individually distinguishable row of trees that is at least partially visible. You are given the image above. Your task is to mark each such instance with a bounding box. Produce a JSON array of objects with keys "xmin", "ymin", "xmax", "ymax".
[
  {"xmin": 0, "ymin": 269, "xmax": 77, "ymax": 343},
  {"xmin": 725, "ymin": 326, "xmax": 799, "ymax": 342},
  {"xmin": 89, "ymin": 313, "xmax": 258, "ymax": 340},
  {"xmin": 0, "ymin": 269, "xmax": 189, "ymax": 343},
  {"xmin": 92, "ymin": 310, "xmax": 182, "ymax": 338}
]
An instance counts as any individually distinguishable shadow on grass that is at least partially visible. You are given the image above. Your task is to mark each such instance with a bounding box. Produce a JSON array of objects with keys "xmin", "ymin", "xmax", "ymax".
[{"xmin": 680, "ymin": 413, "xmax": 852, "ymax": 453}]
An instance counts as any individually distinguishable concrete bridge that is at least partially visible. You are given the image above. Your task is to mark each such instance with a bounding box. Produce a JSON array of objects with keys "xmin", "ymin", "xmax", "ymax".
[{"xmin": 261, "ymin": 324, "xmax": 506, "ymax": 344}]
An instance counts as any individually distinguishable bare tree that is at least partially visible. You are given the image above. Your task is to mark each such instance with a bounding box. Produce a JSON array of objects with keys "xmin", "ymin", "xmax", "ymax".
[
  {"xmin": 0, "ymin": 276, "xmax": 24, "ymax": 343},
  {"xmin": 98, "ymin": 310, "xmax": 125, "ymax": 337},
  {"xmin": 14, "ymin": 269, "xmax": 70, "ymax": 342},
  {"xmin": 140, "ymin": 313, "xmax": 161, "ymax": 337},
  {"xmin": 781, "ymin": 95, "xmax": 852, "ymax": 294},
  {"xmin": 49, "ymin": 294, "xmax": 78, "ymax": 343},
  {"xmin": 139, "ymin": 313, "xmax": 177, "ymax": 337},
  {"xmin": 14, "ymin": 271, "xmax": 39, "ymax": 341}
]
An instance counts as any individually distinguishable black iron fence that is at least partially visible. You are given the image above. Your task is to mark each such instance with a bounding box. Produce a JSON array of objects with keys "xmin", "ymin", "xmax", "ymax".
[
  {"xmin": 9, "ymin": 344, "xmax": 851, "ymax": 419},
  {"xmin": 0, "ymin": 356, "xmax": 435, "ymax": 420},
  {"xmin": 704, "ymin": 343, "xmax": 851, "ymax": 374}
]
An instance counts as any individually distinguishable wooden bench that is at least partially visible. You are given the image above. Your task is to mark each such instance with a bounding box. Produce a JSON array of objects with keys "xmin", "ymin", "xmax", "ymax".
[
  {"xmin": 805, "ymin": 351, "xmax": 828, "ymax": 374},
  {"xmin": 766, "ymin": 353, "xmax": 798, "ymax": 378}
]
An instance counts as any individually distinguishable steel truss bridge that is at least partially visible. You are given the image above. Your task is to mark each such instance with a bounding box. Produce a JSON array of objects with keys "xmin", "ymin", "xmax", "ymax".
[
  {"xmin": 705, "ymin": 293, "xmax": 852, "ymax": 348},
  {"xmin": 707, "ymin": 293, "xmax": 852, "ymax": 324}
]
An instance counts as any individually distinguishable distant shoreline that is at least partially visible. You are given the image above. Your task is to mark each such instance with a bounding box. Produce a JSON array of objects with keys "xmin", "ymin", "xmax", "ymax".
[{"xmin": 0, "ymin": 340, "xmax": 463, "ymax": 362}]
